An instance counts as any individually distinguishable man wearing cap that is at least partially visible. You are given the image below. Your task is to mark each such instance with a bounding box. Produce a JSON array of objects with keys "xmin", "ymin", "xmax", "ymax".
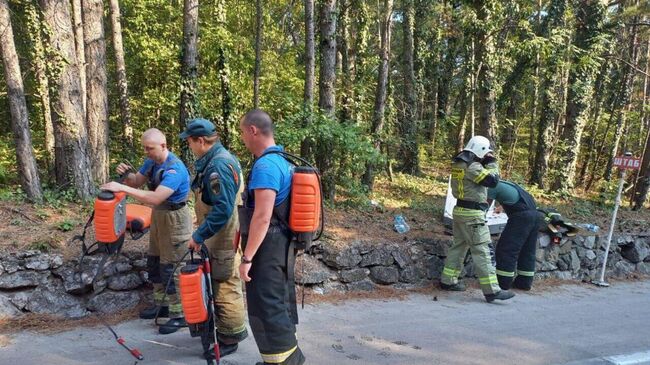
[
  {"xmin": 182, "ymin": 118, "xmax": 248, "ymax": 359},
  {"xmin": 439, "ymin": 135, "xmax": 515, "ymax": 303},
  {"xmin": 101, "ymin": 128, "xmax": 192, "ymax": 333}
]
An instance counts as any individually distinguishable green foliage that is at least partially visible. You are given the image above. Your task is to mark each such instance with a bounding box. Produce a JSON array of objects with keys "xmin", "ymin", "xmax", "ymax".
[
  {"xmin": 56, "ymin": 219, "xmax": 76, "ymax": 232},
  {"xmin": 277, "ymin": 110, "xmax": 377, "ymax": 194},
  {"xmin": 28, "ymin": 241, "xmax": 50, "ymax": 253}
]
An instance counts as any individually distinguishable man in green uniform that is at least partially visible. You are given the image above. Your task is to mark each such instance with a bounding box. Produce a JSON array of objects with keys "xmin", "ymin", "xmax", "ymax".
[
  {"xmin": 488, "ymin": 180, "xmax": 538, "ymax": 291},
  {"xmin": 440, "ymin": 135, "xmax": 515, "ymax": 303},
  {"xmin": 101, "ymin": 128, "xmax": 192, "ymax": 333},
  {"xmin": 182, "ymin": 118, "xmax": 249, "ymax": 359}
]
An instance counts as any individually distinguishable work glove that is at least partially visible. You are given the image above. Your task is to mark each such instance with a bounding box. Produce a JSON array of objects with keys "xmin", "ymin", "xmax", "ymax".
[{"xmin": 481, "ymin": 155, "xmax": 497, "ymax": 166}]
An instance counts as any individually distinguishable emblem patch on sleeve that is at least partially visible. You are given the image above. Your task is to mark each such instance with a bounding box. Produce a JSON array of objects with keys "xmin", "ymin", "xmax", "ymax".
[{"xmin": 209, "ymin": 172, "xmax": 221, "ymax": 195}]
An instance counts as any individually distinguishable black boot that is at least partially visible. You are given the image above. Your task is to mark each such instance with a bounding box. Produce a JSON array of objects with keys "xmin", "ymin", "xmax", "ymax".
[
  {"xmin": 158, "ymin": 317, "xmax": 186, "ymax": 334},
  {"xmin": 440, "ymin": 281, "xmax": 466, "ymax": 291},
  {"xmin": 255, "ymin": 346, "xmax": 305, "ymax": 365},
  {"xmin": 139, "ymin": 305, "xmax": 168, "ymax": 319},
  {"xmin": 204, "ymin": 341, "xmax": 239, "ymax": 359},
  {"xmin": 485, "ymin": 290, "xmax": 515, "ymax": 303}
]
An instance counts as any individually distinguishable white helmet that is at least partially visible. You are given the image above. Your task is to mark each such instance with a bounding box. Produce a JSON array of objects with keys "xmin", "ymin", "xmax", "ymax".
[{"xmin": 463, "ymin": 135, "xmax": 493, "ymax": 159}]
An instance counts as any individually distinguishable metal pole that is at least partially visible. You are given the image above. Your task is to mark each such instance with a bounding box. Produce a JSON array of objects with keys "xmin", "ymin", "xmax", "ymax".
[{"xmin": 592, "ymin": 168, "xmax": 627, "ymax": 287}]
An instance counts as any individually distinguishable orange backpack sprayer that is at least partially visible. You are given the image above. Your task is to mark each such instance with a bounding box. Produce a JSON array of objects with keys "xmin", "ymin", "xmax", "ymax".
[
  {"xmin": 260, "ymin": 151, "xmax": 324, "ymax": 250},
  {"xmin": 70, "ymin": 170, "xmax": 152, "ymax": 362},
  {"xmin": 179, "ymin": 245, "xmax": 221, "ymax": 365}
]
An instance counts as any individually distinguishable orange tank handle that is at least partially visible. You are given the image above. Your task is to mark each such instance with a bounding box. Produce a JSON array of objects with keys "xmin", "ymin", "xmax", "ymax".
[{"xmin": 126, "ymin": 204, "xmax": 152, "ymax": 232}]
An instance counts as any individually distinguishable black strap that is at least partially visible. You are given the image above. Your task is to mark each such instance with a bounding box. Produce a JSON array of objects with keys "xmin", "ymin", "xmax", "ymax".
[
  {"xmin": 456, "ymin": 199, "xmax": 489, "ymax": 211},
  {"xmin": 286, "ymin": 240, "xmax": 298, "ymax": 325}
]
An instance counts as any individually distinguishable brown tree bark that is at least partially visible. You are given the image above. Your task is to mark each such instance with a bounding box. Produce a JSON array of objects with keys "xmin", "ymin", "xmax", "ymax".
[
  {"xmin": 301, "ymin": 0, "xmax": 315, "ymax": 158},
  {"xmin": 71, "ymin": 0, "xmax": 87, "ymax": 118},
  {"xmin": 0, "ymin": 0, "xmax": 43, "ymax": 202},
  {"xmin": 109, "ymin": 0, "xmax": 133, "ymax": 148},
  {"xmin": 472, "ymin": 0, "xmax": 498, "ymax": 146},
  {"xmin": 83, "ymin": 0, "xmax": 109, "ymax": 183},
  {"xmin": 253, "ymin": 0, "xmax": 262, "ymax": 108},
  {"xmin": 362, "ymin": 0, "xmax": 392, "ymax": 191},
  {"xmin": 318, "ymin": 0, "xmax": 337, "ymax": 116},
  {"xmin": 316, "ymin": 0, "xmax": 337, "ymax": 200},
  {"xmin": 179, "ymin": 0, "xmax": 199, "ymax": 168},
  {"xmin": 398, "ymin": 0, "xmax": 419, "ymax": 175},
  {"xmin": 24, "ymin": 1, "xmax": 54, "ymax": 178},
  {"xmin": 551, "ymin": 1, "xmax": 607, "ymax": 191},
  {"xmin": 39, "ymin": 0, "xmax": 94, "ymax": 199},
  {"xmin": 604, "ymin": 21, "xmax": 640, "ymax": 181},
  {"xmin": 632, "ymin": 38, "xmax": 650, "ymax": 209}
]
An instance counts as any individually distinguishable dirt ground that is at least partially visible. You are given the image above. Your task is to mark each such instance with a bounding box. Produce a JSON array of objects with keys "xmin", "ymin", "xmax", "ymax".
[{"xmin": 0, "ymin": 189, "xmax": 648, "ymax": 257}]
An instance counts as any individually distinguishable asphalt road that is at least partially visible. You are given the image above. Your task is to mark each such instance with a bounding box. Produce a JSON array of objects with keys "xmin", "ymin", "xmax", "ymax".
[{"xmin": 2, "ymin": 280, "xmax": 650, "ymax": 365}]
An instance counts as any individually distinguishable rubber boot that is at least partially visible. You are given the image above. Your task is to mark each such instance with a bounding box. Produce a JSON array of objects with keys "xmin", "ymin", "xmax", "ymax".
[
  {"xmin": 255, "ymin": 346, "xmax": 305, "ymax": 365},
  {"xmin": 484, "ymin": 290, "xmax": 515, "ymax": 303},
  {"xmin": 158, "ymin": 317, "xmax": 186, "ymax": 334},
  {"xmin": 204, "ymin": 341, "xmax": 239, "ymax": 359},
  {"xmin": 139, "ymin": 305, "xmax": 168, "ymax": 319},
  {"xmin": 440, "ymin": 281, "xmax": 466, "ymax": 291}
]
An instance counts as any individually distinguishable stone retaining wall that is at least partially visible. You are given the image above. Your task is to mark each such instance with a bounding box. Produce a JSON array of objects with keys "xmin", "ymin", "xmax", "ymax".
[
  {"xmin": 1, "ymin": 232, "xmax": 649, "ymax": 319},
  {"xmin": 296, "ymin": 233, "xmax": 650, "ymax": 293}
]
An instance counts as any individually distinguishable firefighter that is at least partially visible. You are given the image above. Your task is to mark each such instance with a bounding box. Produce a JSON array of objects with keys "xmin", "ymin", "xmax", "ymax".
[
  {"xmin": 100, "ymin": 128, "xmax": 192, "ymax": 333},
  {"xmin": 439, "ymin": 135, "xmax": 515, "ymax": 303},
  {"xmin": 488, "ymin": 180, "xmax": 538, "ymax": 291},
  {"xmin": 237, "ymin": 109, "xmax": 305, "ymax": 365},
  {"xmin": 182, "ymin": 118, "xmax": 249, "ymax": 358}
]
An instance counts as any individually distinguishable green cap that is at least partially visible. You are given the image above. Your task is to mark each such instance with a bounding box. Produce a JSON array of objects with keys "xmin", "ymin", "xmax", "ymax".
[{"xmin": 179, "ymin": 118, "xmax": 216, "ymax": 139}]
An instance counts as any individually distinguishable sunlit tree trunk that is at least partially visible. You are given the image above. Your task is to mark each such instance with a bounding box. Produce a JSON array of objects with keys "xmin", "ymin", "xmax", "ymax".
[
  {"xmin": 0, "ymin": 0, "xmax": 43, "ymax": 202},
  {"xmin": 39, "ymin": 0, "xmax": 94, "ymax": 199},
  {"xmin": 83, "ymin": 0, "xmax": 109, "ymax": 183},
  {"xmin": 362, "ymin": 0, "xmax": 392, "ymax": 191},
  {"xmin": 109, "ymin": 0, "xmax": 133, "ymax": 148},
  {"xmin": 179, "ymin": 0, "xmax": 199, "ymax": 168}
]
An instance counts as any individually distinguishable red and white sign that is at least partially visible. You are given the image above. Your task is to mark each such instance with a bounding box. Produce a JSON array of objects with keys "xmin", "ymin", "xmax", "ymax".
[{"xmin": 613, "ymin": 156, "xmax": 641, "ymax": 170}]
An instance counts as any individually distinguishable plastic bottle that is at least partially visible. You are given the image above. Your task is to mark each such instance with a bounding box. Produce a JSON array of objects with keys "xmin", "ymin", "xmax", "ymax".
[
  {"xmin": 393, "ymin": 215, "xmax": 410, "ymax": 234},
  {"xmin": 578, "ymin": 223, "xmax": 600, "ymax": 233}
]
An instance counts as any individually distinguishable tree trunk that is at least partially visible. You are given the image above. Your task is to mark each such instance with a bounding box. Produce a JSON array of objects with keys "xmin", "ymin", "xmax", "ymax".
[
  {"xmin": 24, "ymin": 1, "xmax": 54, "ymax": 178},
  {"xmin": 551, "ymin": 0, "xmax": 607, "ymax": 191},
  {"xmin": 0, "ymin": 0, "xmax": 43, "ymax": 202},
  {"xmin": 529, "ymin": 0, "xmax": 568, "ymax": 188},
  {"xmin": 473, "ymin": 0, "xmax": 498, "ymax": 146},
  {"xmin": 398, "ymin": 0, "xmax": 419, "ymax": 175},
  {"xmin": 253, "ymin": 0, "xmax": 262, "ymax": 108},
  {"xmin": 604, "ymin": 21, "xmax": 639, "ymax": 181},
  {"xmin": 109, "ymin": 0, "xmax": 133, "ymax": 148},
  {"xmin": 338, "ymin": 0, "xmax": 352, "ymax": 124},
  {"xmin": 301, "ymin": 0, "xmax": 315, "ymax": 158},
  {"xmin": 456, "ymin": 82, "xmax": 468, "ymax": 152},
  {"xmin": 39, "ymin": 0, "xmax": 94, "ymax": 200},
  {"xmin": 179, "ymin": 0, "xmax": 199, "ymax": 168},
  {"xmin": 632, "ymin": 38, "xmax": 650, "ymax": 209},
  {"xmin": 362, "ymin": 0, "xmax": 392, "ymax": 191},
  {"xmin": 316, "ymin": 0, "xmax": 337, "ymax": 200},
  {"xmin": 82, "ymin": 0, "xmax": 109, "ymax": 184},
  {"xmin": 211, "ymin": 0, "xmax": 233, "ymax": 149},
  {"xmin": 318, "ymin": 0, "xmax": 337, "ymax": 116},
  {"xmin": 71, "ymin": 0, "xmax": 87, "ymax": 119}
]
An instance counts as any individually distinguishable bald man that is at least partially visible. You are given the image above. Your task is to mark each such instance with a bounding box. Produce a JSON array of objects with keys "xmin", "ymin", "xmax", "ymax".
[{"xmin": 101, "ymin": 128, "xmax": 192, "ymax": 334}]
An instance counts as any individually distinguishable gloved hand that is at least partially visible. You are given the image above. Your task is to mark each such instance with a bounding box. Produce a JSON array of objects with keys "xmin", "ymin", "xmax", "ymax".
[{"xmin": 481, "ymin": 154, "xmax": 497, "ymax": 166}]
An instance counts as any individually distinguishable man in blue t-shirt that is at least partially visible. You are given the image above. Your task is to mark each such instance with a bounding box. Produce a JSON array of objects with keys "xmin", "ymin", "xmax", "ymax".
[
  {"xmin": 101, "ymin": 128, "xmax": 191, "ymax": 334},
  {"xmin": 237, "ymin": 110, "xmax": 304, "ymax": 365}
]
